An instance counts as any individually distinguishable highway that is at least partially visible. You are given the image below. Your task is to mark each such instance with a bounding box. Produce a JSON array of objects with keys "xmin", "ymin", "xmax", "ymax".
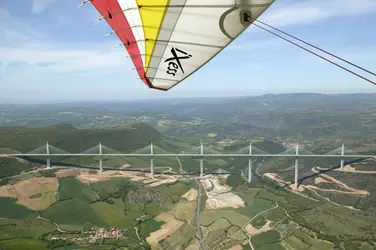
[
  {"xmin": 177, "ymin": 156, "xmax": 208, "ymax": 250},
  {"xmin": 195, "ymin": 179, "xmax": 208, "ymax": 250}
]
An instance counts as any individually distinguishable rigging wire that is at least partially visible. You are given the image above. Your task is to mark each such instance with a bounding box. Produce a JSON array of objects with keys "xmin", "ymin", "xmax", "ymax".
[
  {"xmin": 252, "ymin": 22, "xmax": 376, "ymax": 86},
  {"xmin": 254, "ymin": 19, "xmax": 376, "ymax": 78}
]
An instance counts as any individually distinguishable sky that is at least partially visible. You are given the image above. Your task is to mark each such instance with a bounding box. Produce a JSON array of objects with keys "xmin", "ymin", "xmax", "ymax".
[{"xmin": 0, "ymin": 0, "xmax": 376, "ymax": 103}]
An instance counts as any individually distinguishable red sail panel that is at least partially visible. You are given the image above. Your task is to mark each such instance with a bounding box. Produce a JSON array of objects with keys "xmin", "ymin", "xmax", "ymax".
[{"xmin": 91, "ymin": 0, "xmax": 148, "ymax": 87}]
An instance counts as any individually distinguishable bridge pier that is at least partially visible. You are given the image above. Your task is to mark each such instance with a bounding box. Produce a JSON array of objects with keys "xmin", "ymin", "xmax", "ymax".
[
  {"xmin": 99, "ymin": 142, "xmax": 103, "ymax": 173},
  {"xmin": 248, "ymin": 143, "xmax": 253, "ymax": 183},
  {"xmin": 99, "ymin": 159, "xmax": 103, "ymax": 173},
  {"xmin": 200, "ymin": 141, "xmax": 204, "ymax": 177},
  {"xmin": 294, "ymin": 157, "xmax": 299, "ymax": 191},
  {"xmin": 248, "ymin": 159, "xmax": 252, "ymax": 183},
  {"xmin": 294, "ymin": 143, "xmax": 299, "ymax": 191},
  {"xmin": 150, "ymin": 158, "xmax": 154, "ymax": 177},
  {"xmin": 340, "ymin": 159, "xmax": 344, "ymax": 170},
  {"xmin": 46, "ymin": 142, "xmax": 51, "ymax": 169},
  {"xmin": 340, "ymin": 143, "xmax": 345, "ymax": 170},
  {"xmin": 150, "ymin": 142, "xmax": 154, "ymax": 178},
  {"xmin": 200, "ymin": 159, "xmax": 204, "ymax": 177}
]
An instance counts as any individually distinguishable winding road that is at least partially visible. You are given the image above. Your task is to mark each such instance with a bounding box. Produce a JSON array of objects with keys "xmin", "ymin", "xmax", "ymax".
[{"xmin": 37, "ymin": 215, "xmax": 66, "ymax": 233}]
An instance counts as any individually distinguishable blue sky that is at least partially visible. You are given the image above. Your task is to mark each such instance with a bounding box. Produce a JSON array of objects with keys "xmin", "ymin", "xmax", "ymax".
[{"xmin": 0, "ymin": 0, "xmax": 376, "ymax": 103}]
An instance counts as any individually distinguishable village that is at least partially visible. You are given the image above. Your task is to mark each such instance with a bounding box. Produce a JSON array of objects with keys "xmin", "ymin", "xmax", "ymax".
[{"xmin": 89, "ymin": 227, "xmax": 123, "ymax": 240}]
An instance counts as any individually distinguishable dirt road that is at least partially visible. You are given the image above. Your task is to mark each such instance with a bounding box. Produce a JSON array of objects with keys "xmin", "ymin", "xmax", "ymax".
[
  {"xmin": 311, "ymin": 167, "xmax": 369, "ymax": 196},
  {"xmin": 37, "ymin": 215, "xmax": 66, "ymax": 233},
  {"xmin": 242, "ymin": 203, "xmax": 279, "ymax": 250}
]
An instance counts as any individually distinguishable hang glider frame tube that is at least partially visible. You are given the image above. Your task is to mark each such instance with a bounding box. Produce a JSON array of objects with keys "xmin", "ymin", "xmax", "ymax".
[
  {"xmin": 120, "ymin": 39, "xmax": 225, "ymax": 49},
  {"xmin": 94, "ymin": 3, "xmax": 272, "ymax": 24}
]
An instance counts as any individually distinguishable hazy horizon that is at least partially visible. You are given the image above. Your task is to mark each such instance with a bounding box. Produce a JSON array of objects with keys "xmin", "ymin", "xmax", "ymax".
[{"xmin": 1, "ymin": 91, "xmax": 376, "ymax": 105}]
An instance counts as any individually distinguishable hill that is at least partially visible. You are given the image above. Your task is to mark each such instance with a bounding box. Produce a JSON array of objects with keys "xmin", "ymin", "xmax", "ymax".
[
  {"xmin": 0, "ymin": 123, "xmax": 161, "ymax": 153},
  {"xmin": 2, "ymin": 93, "xmax": 376, "ymax": 141}
]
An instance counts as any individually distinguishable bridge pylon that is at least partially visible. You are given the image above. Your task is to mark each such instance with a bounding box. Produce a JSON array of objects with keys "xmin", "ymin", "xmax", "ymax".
[
  {"xmin": 248, "ymin": 143, "xmax": 252, "ymax": 183},
  {"xmin": 99, "ymin": 142, "xmax": 103, "ymax": 173},
  {"xmin": 340, "ymin": 143, "xmax": 345, "ymax": 170},
  {"xmin": 150, "ymin": 142, "xmax": 154, "ymax": 178},
  {"xmin": 46, "ymin": 142, "xmax": 51, "ymax": 169},
  {"xmin": 200, "ymin": 141, "xmax": 204, "ymax": 177}
]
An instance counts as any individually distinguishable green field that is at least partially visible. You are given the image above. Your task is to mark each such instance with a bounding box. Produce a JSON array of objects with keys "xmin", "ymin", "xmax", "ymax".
[
  {"xmin": 0, "ymin": 197, "xmax": 37, "ymax": 219},
  {"xmin": 236, "ymin": 195, "xmax": 275, "ymax": 218},
  {"xmin": 58, "ymin": 177, "xmax": 98, "ymax": 202},
  {"xmin": 0, "ymin": 239, "xmax": 47, "ymax": 250},
  {"xmin": 281, "ymin": 230, "xmax": 334, "ymax": 250},
  {"xmin": 172, "ymin": 201, "xmax": 196, "ymax": 223},
  {"xmin": 139, "ymin": 219, "xmax": 164, "ymax": 239},
  {"xmin": 207, "ymin": 218, "xmax": 231, "ymax": 231},
  {"xmin": 153, "ymin": 181, "xmax": 194, "ymax": 203},
  {"xmin": 251, "ymin": 230, "xmax": 281, "ymax": 248},
  {"xmin": 90, "ymin": 178, "xmax": 130, "ymax": 199},
  {"xmin": 144, "ymin": 202, "xmax": 168, "ymax": 218},
  {"xmin": 160, "ymin": 223, "xmax": 196, "ymax": 250},
  {"xmin": 283, "ymin": 234, "xmax": 310, "ymax": 249},
  {"xmin": 90, "ymin": 199, "xmax": 133, "ymax": 228},
  {"xmin": 257, "ymin": 242, "xmax": 285, "ymax": 250},
  {"xmin": 0, "ymin": 157, "xmax": 37, "ymax": 179},
  {"xmin": 200, "ymin": 209, "xmax": 249, "ymax": 227},
  {"xmin": 58, "ymin": 224, "xmax": 85, "ymax": 232},
  {"xmin": 41, "ymin": 199, "xmax": 106, "ymax": 227},
  {"xmin": 251, "ymin": 216, "xmax": 267, "ymax": 229},
  {"xmin": 0, "ymin": 218, "xmax": 56, "ymax": 240},
  {"xmin": 206, "ymin": 225, "xmax": 244, "ymax": 249},
  {"xmin": 265, "ymin": 207, "xmax": 286, "ymax": 221}
]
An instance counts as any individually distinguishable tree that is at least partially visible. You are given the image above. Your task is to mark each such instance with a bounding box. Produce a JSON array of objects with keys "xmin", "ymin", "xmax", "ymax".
[{"xmin": 227, "ymin": 169, "xmax": 243, "ymax": 187}]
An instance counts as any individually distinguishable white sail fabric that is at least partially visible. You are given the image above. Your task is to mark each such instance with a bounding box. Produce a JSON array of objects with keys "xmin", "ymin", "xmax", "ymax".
[{"xmin": 91, "ymin": 0, "xmax": 275, "ymax": 90}]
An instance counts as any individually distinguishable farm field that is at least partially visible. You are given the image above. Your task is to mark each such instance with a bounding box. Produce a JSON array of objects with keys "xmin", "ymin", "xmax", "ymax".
[
  {"xmin": 0, "ymin": 239, "xmax": 48, "ymax": 250},
  {"xmin": 0, "ymin": 155, "xmax": 376, "ymax": 249}
]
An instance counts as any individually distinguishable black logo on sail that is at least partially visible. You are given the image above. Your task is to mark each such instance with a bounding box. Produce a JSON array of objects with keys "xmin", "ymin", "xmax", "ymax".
[{"xmin": 165, "ymin": 48, "xmax": 192, "ymax": 76}]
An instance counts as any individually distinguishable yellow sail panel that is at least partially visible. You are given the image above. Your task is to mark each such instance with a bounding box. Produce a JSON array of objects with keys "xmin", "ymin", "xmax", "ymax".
[{"xmin": 137, "ymin": 0, "xmax": 169, "ymax": 69}]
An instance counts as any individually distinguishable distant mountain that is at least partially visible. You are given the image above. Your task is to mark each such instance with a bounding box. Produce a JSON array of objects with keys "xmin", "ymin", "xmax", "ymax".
[
  {"xmin": 103, "ymin": 93, "xmax": 376, "ymax": 121},
  {"xmin": 1, "ymin": 93, "xmax": 376, "ymax": 140}
]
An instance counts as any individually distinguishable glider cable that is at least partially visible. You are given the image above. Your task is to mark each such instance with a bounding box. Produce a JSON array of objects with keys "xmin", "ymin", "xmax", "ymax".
[
  {"xmin": 253, "ymin": 21, "xmax": 376, "ymax": 86},
  {"xmin": 254, "ymin": 19, "xmax": 376, "ymax": 78}
]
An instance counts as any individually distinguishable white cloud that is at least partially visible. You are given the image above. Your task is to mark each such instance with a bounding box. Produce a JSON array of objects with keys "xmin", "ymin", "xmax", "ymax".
[
  {"xmin": 0, "ymin": 44, "xmax": 132, "ymax": 77},
  {"xmin": 0, "ymin": 7, "xmax": 132, "ymax": 82},
  {"xmin": 0, "ymin": 9, "xmax": 43, "ymax": 80},
  {"xmin": 261, "ymin": 0, "xmax": 376, "ymax": 27},
  {"xmin": 0, "ymin": 9, "xmax": 45, "ymax": 45},
  {"xmin": 0, "ymin": 62, "xmax": 9, "ymax": 80},
  {"xmin": 32, "ymin": 0, "xmax": 57, "ymax": 14}
]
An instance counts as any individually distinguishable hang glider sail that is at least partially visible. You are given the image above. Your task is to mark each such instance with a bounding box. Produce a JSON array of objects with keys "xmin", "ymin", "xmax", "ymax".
[
  {"xmin": 82, "ymin": 0, "xmax": 375, "ymax": 90},
  {"xmin": 84, "ymin": 0, "xmax": 275, "ymax": 91}
]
